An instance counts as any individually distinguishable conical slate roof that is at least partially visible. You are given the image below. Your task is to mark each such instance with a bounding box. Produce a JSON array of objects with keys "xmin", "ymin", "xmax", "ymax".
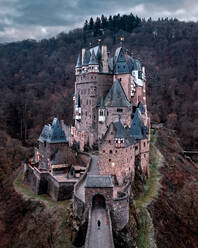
[
  {"xmin": 129, "ymin": 108, "xmax": 147, "ymax": 140},
  {"xmin": 83, "ymin": 49, "xmax": 91, "ymax": 66},
  {"xmin": 76, "ymin": 53, "xmax": 82, "ymax": 68},
  {"xmin": 89, "ymin": 50, "xmax": 98, "ymax": 65},
  {"xmin": 38, "ymin": 118, "xmax": 67, "ymax": 144},
  {"xmin": 104, "ymin": 80, "xmax": 131, "ymax": 107}
]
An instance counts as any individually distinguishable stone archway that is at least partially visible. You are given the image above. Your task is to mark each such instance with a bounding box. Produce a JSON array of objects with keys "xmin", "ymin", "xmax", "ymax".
[{"xmin": 92, "ymin": 194, "xmax": 106, "ymax": 208}]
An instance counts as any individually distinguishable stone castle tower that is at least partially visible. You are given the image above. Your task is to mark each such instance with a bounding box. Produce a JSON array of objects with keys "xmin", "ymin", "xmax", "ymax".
[{"xmin": 72, "ymin": 44, "xmax": 149, "ymax": 150}]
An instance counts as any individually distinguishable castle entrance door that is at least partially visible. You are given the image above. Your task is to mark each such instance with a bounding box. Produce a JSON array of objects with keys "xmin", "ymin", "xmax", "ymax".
[{"xmin": 92, "ymin": 194, "xmax": 106, "ymax": 208}]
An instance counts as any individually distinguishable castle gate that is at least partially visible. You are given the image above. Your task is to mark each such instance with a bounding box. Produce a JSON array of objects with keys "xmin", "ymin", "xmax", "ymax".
[{"xmin": 92, "ymin": 194, "xmax": 106, "ymax": 208}]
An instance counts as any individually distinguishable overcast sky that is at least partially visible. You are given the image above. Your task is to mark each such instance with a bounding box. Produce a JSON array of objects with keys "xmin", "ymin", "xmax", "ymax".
[{"xmin": 0, "ymin": 0, "xmax": 198, "ymax": 43}]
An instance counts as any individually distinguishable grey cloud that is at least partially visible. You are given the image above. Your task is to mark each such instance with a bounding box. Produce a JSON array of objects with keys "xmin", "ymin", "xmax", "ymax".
[{"xmin": 0, "ymin": 0, "xmax": 197, "ymax": 43}]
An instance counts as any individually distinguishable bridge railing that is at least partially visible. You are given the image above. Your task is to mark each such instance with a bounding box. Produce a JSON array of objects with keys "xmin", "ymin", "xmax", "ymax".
[
  {"xmin": 73, "ymin": 153, "xmax": 92, "ymax": 217},
  {"xmin": 107, "ymin": 208, "xmax": 115, "ymax": 248},
  {"xmin": 84, "ymin": 207, "xmax": 92, "ymax": 248}
]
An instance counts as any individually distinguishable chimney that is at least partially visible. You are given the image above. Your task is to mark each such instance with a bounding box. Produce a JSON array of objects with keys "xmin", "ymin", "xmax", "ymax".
[{"xmin": 101, "ymin": 45, "xmax": 108, "ymax": 73}]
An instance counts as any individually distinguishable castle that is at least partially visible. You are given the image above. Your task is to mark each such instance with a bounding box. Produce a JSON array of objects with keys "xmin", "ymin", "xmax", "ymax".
[
  {"xmin": 72, "ymin": 44, "xmax": 150, "ymax": 184},
  {"xmin": 24, "ymin": 42, "xmax": 150, "ymax": 244}
]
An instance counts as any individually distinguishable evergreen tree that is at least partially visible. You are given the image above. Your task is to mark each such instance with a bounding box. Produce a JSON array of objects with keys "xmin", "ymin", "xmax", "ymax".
[
  {"xmin": 83, "ymin": 20, "xmax": 88, "ymax": 31},
  {"xmin": 88, "ymin": 17, "xmax": 94, "ymax": 30},
  {"xmin": 101, "ymin": 14, "xmax": 108, "ymax": 29},
  {"xmin": 108, "ymin": 15, "xmax": 113, "ymax": 31},
  {"xmin": 94, "ymin": 17, "xmax": 102, "ymax": 36}
]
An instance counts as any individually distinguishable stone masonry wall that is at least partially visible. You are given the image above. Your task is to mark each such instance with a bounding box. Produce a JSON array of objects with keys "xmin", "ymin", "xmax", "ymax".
[
  {"xmin": 75, "ymin": 73, "xmax": 113, "ymax": 133},
  {"xmin": 85, "ymin": 187, "xmax": 113, "ymax": 211},
  {"xmin": 112, "ymin": 196, "xmax": 129, "ymax": 230},
  {"xmin": 98, "ymin": 125, "xmax": 135, "ymax": 185}
]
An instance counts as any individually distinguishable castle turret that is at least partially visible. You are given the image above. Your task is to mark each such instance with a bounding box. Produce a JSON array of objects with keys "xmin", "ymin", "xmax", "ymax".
[
  {"xmin": 75, "ymin": 53, "xmax": 82, "ymax": 75},
  {"xmin": 82, "ymin": 49, "xmax": 90, "ymax": 74},
  {"xmin": 37, "ymin": 118, "xmax": 67, "ymax": 170},
  {"xmin": 88, "ymin": 50, "xmax": 99, "ymax": 73},
  {"xmin": 113, "ymin": 47, "xmax": 132, "ymax": 101}
]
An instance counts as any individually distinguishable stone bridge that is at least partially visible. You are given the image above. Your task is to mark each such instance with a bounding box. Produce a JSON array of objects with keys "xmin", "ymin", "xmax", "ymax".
[
  {"xmin": 74, "ymin": 153, "xmax": 115, "ymax": 248},
  {"xmin": 85, "ymin": 207, "xmax": 115, "ymax": 248}
]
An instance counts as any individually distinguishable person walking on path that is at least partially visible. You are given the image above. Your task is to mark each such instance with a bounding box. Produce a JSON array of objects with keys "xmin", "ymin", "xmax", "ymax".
[{"xmin": 97, "ymin": 220, "xmax": 101, "ymax": 230}]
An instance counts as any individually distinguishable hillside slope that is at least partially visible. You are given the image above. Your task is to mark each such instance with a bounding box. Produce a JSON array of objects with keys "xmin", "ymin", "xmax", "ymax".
[{"xmin": 149, "ymin": 128, "xmax": 198, "ymax": 247}]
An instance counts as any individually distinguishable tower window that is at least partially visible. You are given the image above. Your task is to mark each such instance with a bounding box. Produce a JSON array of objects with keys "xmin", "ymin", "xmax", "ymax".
[
  {"xmin": 109, "ymin": 150, "xmax": 112, "ymax": 154},
  {"xmin": 117, "ymin": 108, "xmax": 123, "ymax": 112},
  {"xmin": 99, "ymin": 110, "xmax": 104, "ymax": 116}
]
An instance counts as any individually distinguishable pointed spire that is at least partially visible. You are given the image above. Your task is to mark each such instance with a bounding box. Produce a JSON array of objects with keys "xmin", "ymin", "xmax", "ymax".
[
  {"xmin": 89, "ymin": 50, "xmax": 98, "ymax": 65},
  {"xmin": 82, "ymin": 49, "xmax": 91, "ymax": 66},
  {"xmin": 76, "ymin": 53, "xmax": 82, "ymax": 68}
]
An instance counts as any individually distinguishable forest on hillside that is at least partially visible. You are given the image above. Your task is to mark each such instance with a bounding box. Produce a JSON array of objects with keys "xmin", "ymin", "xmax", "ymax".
[{"xmin": 0, "ymin": 13, "xmax": 198, "ymax": 181}]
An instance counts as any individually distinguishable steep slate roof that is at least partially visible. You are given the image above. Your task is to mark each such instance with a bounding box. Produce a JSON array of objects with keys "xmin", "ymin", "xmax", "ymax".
[
  {"xmin": 130, "ymin": 108, "xmax": 147, "ymax": 140},
  {"xmin": 114, "ymin": 120, "xmax": 136, "ymax": 147},
  {"xmin": 83, "ymin": 49, "xmax": 91, "ymax": 66},
  {"xmin": 104, "ymin": 79, "xmax": 131, "ymax": 107},
  {"xmin": 76, "ymin": 53, "xmax": 82, "ymax": 68},
  {"xmin": 38, "ymin": 118, "xmax": 67, "ymax": 144},
  {"xmin": 114, "ymin": 47, "xmax": 130, "ymax": 74},
  {"xmin": 90, "ymin": 45, "xmax": 101, "ymax": 60},
  {"xmin": 89, "ymin": 50, "xmax": 98, "ymax": 65},
  {"xmin": 85, "ymin": 175, "xmax": 113, "ymax": 188},
  {"xmin": 114, "ymin": 119, "xmax": 126, "ymax": 139}
]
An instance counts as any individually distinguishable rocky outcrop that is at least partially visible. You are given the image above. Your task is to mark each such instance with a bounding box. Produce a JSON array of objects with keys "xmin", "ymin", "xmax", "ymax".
[
  {"xmin": 113, "ymin": 197, "xmax": 140, "ymax": 248},
  {"xmin": 149, "ymin": 128, "xmax": 198, "ymax": 248}
]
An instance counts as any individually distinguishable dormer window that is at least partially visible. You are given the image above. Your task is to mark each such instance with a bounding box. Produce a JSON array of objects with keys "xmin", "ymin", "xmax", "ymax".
[{"xmin": 115, "ymin": 138, "xmax": 124, "ymax": 148}]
